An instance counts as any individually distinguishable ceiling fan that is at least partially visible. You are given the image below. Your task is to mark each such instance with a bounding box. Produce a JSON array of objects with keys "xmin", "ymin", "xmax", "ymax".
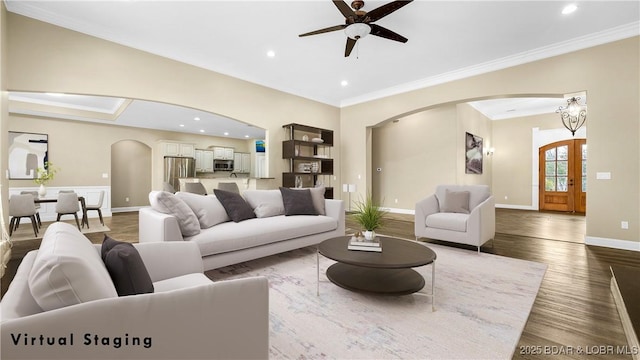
[{"xmin": 299, "ymin": 0, "xmax": 413, "ymax": 57}]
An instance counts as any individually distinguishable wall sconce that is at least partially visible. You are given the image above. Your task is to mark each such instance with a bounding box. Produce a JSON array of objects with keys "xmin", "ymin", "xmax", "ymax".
[
  {"xmin": 486, "ymin": 147, "xmax": 495, "ymax": 156},
  {"xmin": 556, "ymin": 96, "xmax": 587, "ymax": 136},
  {"xmin": 342, "ymin": 184, "xmax": 357, "ymax": 211}
]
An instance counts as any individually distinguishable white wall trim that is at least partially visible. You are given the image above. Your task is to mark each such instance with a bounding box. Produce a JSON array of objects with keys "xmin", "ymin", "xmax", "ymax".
[
  {"xmin": 585, "ymin": 236, "xmax": 640, "ymax": 252},
  {"xmin": 496, "ymin": 204, "xmax": 536, "ymax": 211},
  {"xmin": 383, "ymin": 207, "xmax": 415, "ymax": 215},
  {"xmin": 112, "ymin": 206, "xmax": 145, "ymax": 213}
]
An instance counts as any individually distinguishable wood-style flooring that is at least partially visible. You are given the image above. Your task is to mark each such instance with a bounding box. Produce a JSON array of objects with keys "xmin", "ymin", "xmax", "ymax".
[{"xmin": 2, "ymin": 209, "xmax": 639, "ymax": 359}]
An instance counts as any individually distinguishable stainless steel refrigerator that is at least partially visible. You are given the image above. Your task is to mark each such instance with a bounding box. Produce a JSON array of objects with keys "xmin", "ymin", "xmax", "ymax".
[{"xmin": 164, "ymin": 156, "xmax": 196, "ymax": 192}]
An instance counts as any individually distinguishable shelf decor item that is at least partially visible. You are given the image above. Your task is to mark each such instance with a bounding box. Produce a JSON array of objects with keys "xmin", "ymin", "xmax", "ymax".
[
  {"xmin": 351, "ymin": 193, "xmax": 388, "ymax": 240},
  {"xmin": 34, "ymin": 161, "xmax": 59, "ymax": 197},
  {"xmin": 348, "ymin": 235, "xmax": 382, "ymax": 252}
]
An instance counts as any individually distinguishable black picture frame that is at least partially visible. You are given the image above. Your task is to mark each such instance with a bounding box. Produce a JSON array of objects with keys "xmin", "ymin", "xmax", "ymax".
[{"xmin": 465, "ymin": 132, "xmax": 483, "ymax": 174}]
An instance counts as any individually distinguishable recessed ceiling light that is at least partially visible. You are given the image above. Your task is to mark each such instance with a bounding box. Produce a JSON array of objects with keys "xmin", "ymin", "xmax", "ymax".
[
  {"xmin": 194, "ymin": 117, "xmax": 200, "ymax": 121},
  {"xmin": 341, "ymin": 80, "xmax": 349, "ymax": 87},
  {"xmin": 245, "ymin": 135, "xmax": 250, "ymax": 138},
  {"xmin": 562, "ymin": 4, "xmax": 577, "ymax": 15},
  {"xmin": 267, "ymin": 50, "xmax": 276, "ymax": 58},
  {"xmin": 179, "ymin": 124, "xmax": 185, "ymax": 127},
  {"xmin": 224, "ymin": 132, "xmax": 229, "ymax": 136},
  {"xmin": 199, "ymin": 129, "xmax": 205, "ymax": 133}
]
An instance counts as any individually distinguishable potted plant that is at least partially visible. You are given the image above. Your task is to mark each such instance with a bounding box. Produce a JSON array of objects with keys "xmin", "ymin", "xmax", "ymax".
[
  {"xmin": 34, "ymin": 162, "xmax": 58, "ymax": 197},
  {"xmin": 351, "ymin": 194, "xmax": 388, "ymax": 240}
]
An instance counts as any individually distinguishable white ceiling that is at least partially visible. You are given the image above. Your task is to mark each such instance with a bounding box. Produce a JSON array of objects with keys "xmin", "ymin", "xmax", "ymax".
[{"xmin": 5, "ymin": 1, "xmax": 639, "ymax": 131}]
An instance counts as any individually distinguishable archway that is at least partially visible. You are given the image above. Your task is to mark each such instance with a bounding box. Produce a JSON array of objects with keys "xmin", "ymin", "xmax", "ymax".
[{"xmin": 111, "ymin": 140, "xmax": 151, "ymax": 210}]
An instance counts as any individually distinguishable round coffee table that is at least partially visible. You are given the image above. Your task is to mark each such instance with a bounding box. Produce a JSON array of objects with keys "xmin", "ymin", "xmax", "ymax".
[{"xmin": 317, "ymin": 236, "xmax": 436, "ymax": 308}]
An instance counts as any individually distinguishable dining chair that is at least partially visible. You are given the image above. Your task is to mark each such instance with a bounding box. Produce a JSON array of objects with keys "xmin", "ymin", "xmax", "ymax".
[
  {"xmin": 9, "ymin": 194, "xmax": 39, "ymax": 237},
  {"xmin": 183, "ymin": 182, "xmax": 207, "ymax": 195},
  {"xmin": 56, "ymin": 192, "xmax": 81, "ymax": 230},
  {"xmin": 85, "ymin": 190, "xmax": 105, "ymax": 226},
  {"xmin": 217, "ymin": 182, "xmax": 240, "ymax": 194},
  {"xmin": 20, "ymin": 190, "xmax": 42, "ymax": 228}
]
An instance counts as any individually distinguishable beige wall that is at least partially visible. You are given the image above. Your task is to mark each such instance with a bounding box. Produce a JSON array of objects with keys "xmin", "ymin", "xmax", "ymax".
[
  {"xmin": 5, "ymin": 13, "xmax": 341, "ymax": 196},
  {"xmin": 342, "ymin": 37, "xmax": 640, "ymax": 246}
]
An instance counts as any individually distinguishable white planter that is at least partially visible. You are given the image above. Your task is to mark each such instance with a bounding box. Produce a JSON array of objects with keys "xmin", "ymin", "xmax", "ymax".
[
  {"xmin": 364, "ymin": 230, "xmax": 376, "ymax": 241},
  {"xmin": 38, "ymin": 184, "xmax": 47, "ymax": 197}
]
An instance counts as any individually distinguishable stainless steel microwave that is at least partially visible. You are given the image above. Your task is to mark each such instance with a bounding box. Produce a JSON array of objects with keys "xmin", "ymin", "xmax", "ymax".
[{"xmin": 213, "ymin": 160, "xmax": 233, "ymax": 171}]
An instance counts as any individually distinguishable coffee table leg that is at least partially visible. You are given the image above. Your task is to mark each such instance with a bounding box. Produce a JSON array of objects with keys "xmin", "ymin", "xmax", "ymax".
[
  {"xmin": 316, "ymin": 249, "xmax": 320, "ymax": 296},
  {"xmin": 431, "ymin": 261, "xmax": 436, "ymax": 312}
]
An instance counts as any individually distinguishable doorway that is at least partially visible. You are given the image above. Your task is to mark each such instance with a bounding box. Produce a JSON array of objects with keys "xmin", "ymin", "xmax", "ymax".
[{"xmin": 538, "ymin": 139, "xmax": 586, "ymax": 213}]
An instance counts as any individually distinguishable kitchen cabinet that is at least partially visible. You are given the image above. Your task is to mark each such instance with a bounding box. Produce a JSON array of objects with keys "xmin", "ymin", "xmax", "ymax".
[
  {"xmin": 282, "ymin": 123, "xmax": 334, "ymax": 199},
  {"xmin": 213, "ymin": 147, "xmax": 234, "ymax": 160},
  {"xmin": 233, "ymin": 153, "xmax": 251, "ymax": 173},
  {"xmin": 161, "ymin": 142, "xmax": 195, "ymax": 157},
  {"xmin": 195, "ymin": 149, "xmax": 214, "ymax": 172}
]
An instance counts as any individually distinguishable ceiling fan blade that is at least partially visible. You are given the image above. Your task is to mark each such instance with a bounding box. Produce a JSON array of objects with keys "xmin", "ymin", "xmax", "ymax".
[
  {"xmin": 333, "ymin": 0, "xmax": 356, "ymax": 20},
  {"xmin": 345, "ymin": 37, "xmax": 357, "ymax": 57},
  {"xmin": 369, "ymin": 24, "xmax": 408, "ymax": 43},
  {"xmin": 299, "ymin": 24, "xmax": 347, "ymax": 37},
  {"xmin": 365, "ymin": 0, "xmax": 413, "ymax": 22}
]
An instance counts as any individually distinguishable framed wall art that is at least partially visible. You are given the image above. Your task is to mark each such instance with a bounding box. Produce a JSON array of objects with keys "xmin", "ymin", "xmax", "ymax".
[
  {"xmin": 465, "ymin": 132, "xmax": 483, "ymax": 174},
  {"xmin": 8, "ymin": 131, "xmax": 49, "ymax": 180}
]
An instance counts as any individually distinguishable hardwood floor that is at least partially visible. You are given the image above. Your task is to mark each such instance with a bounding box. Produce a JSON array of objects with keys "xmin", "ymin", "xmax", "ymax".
[{"xmin": 2, "ymin": 209, "xmax": 639, "ymax": 359}]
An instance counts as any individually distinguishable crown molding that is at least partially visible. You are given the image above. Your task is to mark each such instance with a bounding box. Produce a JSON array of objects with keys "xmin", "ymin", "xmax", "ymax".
[{"xmin": 340, "ymin": 21, "xmax": 640, "ymax": 108}]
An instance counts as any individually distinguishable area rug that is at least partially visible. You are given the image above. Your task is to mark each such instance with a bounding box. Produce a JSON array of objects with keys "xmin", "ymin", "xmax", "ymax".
[{"xmin": 206, "ymin": 242, "xmax": 547, "ymax": 359}]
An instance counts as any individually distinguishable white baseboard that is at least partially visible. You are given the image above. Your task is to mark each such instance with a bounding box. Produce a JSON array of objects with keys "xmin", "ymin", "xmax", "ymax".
[
  {"xmin": 495, "ymin": 204, "xmax": 536, "ymax": 210},
  {"xmin": 111, "ymin": 206, "xmax": 145, "ymax": 213},
  {"xmin": 585, "ymin": 236, "xmax": 640, "ymax": 252}
]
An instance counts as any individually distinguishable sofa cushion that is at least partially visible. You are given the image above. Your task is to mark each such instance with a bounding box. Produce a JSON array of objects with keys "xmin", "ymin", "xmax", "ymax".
[
  {"xmin": 280, "ymin": 187, "xmax": 318, "ymax": 216},
  {"xmin": 441, "ymin": 189, "xmax": 470, "ymax": 214},
  {"xmin": 175, "ymin": 192, "xmax": 230, "ymax": 228},
  {"xmin": 102, "ymin": 236, "xmax": 154, "ymax": 296},
  {"xmin": 425, "ymin": 212, "xmax": 468, "ymax": 232},
  {"xmin": 28, "ymin": 223, "xmax": 118, "ymax": 311},
  {"xmin": 292, "ymin": 186, "xmax": 326, "ymax": 215},
  {"xmin": 190, "ymin": 215, "xmax": 337, "ymax": 256},
  {"xmin": 242, "ymin": 190, "xmax": 285, "ymax": 218},
  {"xmin": 214, "ymin": 189, "xmax": 256, "ymax": 222},
  {"xmin": 153, "ymin": 273, "xmax": 212, "ymax": 293},
  {"xmin": 149, "ymin": 191, "xmax": 201, "ymax": 237}
]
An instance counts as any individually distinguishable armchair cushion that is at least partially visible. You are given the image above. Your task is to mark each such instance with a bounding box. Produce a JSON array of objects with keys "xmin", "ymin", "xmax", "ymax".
[
  {"xmin": 28, "ymin": 223, "xmax": 117, "ymax": 311},
  {"xmin": 102, "ymin": 236, "xmax": 154, "ymax": 296},
  {"xmin": 149, "ymin": 191, "xmax": 201, "ymax": 237},
  {"xmin": 425, "ymin": 213, "xmax": 468, "ymax": 232},
  {"xmin": 441, "ymin": 189, "xmax": 470, "ymax": 214}
]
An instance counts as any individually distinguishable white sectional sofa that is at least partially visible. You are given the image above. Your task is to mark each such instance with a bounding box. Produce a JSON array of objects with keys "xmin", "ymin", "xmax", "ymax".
[
  {"xmin": 139, "ymin": 188, "xmax": 345, "ymax": 271},
  {"xmin": 1, "ymin": 222, "xmax": 269, "ymax": 360}
]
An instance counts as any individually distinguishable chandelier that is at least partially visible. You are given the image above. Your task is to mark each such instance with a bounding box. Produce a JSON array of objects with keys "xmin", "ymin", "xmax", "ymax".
[{"xmin": 556, "ymin": 97, "xmax": 587, "ymax": 136}]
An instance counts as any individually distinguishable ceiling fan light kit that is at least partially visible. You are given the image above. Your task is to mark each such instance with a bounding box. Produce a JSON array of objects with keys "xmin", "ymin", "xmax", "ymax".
[{"xmin": 299, "ymin": 0, "xmax": 413, "ymax": 57}]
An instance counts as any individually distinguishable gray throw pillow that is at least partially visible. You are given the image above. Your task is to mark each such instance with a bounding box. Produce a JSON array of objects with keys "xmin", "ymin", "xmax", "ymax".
[
  {"xmin": 149, "ymin": 191, "xmax": 201, "ymax": 237},
  {"xmin": 292, "ymin": 186, "xmax": 326, "ymax": 215},
  {"xmin": 280, "ymin": 187, "xmax": 318, "ymax": 216},
  {"xmin": 213, "ymin": 189, "xmax": 256, "ymax": 222},
  {"xmin": 101, "ymin": 235, "xmax": 154, "ymax": 296},
  {"xmin": 441, "ymin": 189, "xmax": 471, "ymax": 214}
]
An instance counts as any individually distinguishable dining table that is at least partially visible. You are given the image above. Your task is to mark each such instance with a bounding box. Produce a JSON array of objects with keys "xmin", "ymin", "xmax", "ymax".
[{"xmin": 34, "ymin": 196, "xmax": 89, "ymax": 228}]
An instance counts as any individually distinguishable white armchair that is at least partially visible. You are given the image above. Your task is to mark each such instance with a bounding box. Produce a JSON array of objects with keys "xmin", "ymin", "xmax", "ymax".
[
  {"xmin": 415, "ymin": 185, "xmax": 495, "ymax": 253},
  {"xmin": 1, "ymin": 223, "xmax": 269, "ymax": 360}
]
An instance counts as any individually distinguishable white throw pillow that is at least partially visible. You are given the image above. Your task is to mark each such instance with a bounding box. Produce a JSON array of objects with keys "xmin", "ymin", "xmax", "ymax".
[
  {"xmin": 175, "ymin": 192, "xmax": 230, "ymax": 228},
  {"xmin": 28, "ymin": 223, "xmax": 118, "ymax": 311},
  {"xmin": 149, "ymin": 191, "xmax": 201, "ymax": 236},
  {"xmin": 242, "ymin": 190, "xmax": 285, "ymax": 218}
]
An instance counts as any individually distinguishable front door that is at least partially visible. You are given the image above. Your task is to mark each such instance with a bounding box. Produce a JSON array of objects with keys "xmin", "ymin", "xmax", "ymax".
[{"xmin": 539, "ymin": 139, "xmax": 587, "ymax": 213}]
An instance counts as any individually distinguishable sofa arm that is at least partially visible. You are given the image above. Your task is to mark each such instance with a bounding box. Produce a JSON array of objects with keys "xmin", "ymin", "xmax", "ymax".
[
  {"xmin": 415, "ymin": 194, "xmax": 439, "ymax": 234},
  {"xmin": 134, "ymin": 242, "xmax": 204, "ymax": 282},
  {"xmin": 467, "ymin": 195, "xmax": 496, "ymax": 243},
  {"xmin": 325, "ymin": 199, "xmax": 345, "ymax": 234},
  {"xmin": 1, "ymin": 277, "xmax": 269, "ymax": 360},
  {"xmin": 138, "ymin": 207, "xmax": 184, "ymax": 243}
]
